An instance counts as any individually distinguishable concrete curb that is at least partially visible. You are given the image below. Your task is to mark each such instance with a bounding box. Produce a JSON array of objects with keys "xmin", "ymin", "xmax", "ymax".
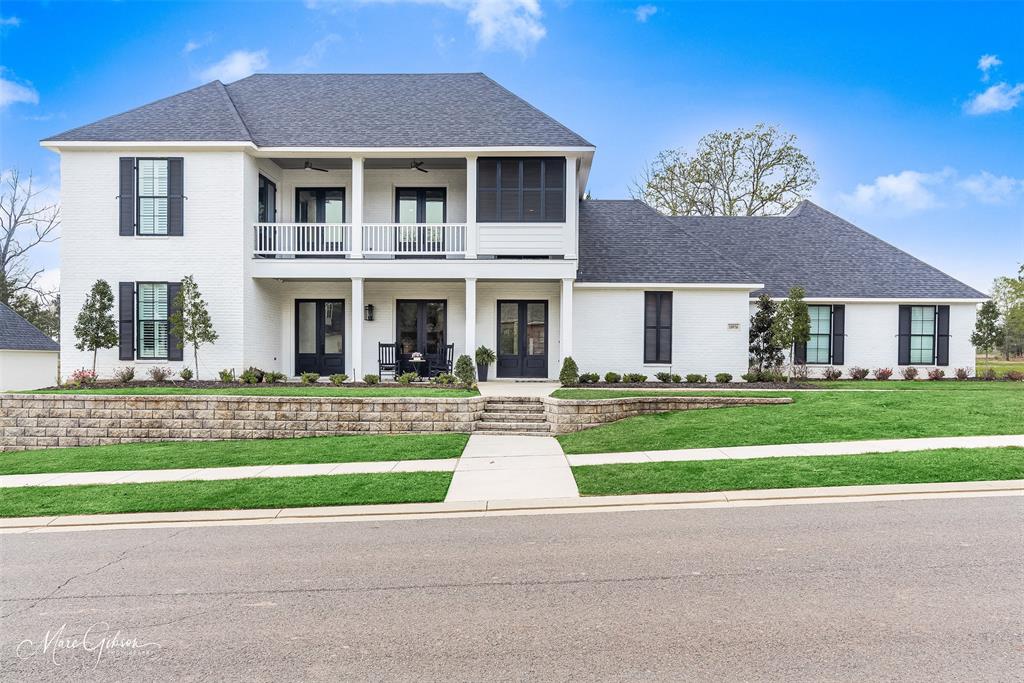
[{"xmin": 2, "ymin": 479, "xmax": 1021, "ymax": 533}]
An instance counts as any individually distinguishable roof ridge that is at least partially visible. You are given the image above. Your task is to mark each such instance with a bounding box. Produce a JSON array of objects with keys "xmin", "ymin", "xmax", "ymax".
[{"xmin": 239, "ymin": 71, "xmax": 488, "ymax": 77}]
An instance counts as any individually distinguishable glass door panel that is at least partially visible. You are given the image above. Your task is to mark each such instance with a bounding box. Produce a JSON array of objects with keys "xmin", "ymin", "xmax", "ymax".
[
  {"xmin": 497, "ymin": 301, "xmax": 547, "ymax": 378},
  {"xmin": 396, "ymin": 300, "xmax": 447, "ymax": 375},
  {"xmin": 397, "ymin": 302, "xmax": 419, "ymax": 354},
  {"xmin": 297, "ymin": 302, "xmax": 316, "ymax": 354},
  {"xmin": 499, "ymin": 303, "xmax": 519, "ymax": 356},
  {"xmin": 295, "ymin": 300, "xmax": 345, "ymax": 376}
]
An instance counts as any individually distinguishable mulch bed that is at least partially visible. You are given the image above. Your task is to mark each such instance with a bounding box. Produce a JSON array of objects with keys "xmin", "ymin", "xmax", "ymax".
[
  {"xmin": 568, "ymin": 381, "xmax": 819, "ymax": 390},
  {"xmin": 37, "ymin": 380, "xmax": 461, "ymax": 391}
]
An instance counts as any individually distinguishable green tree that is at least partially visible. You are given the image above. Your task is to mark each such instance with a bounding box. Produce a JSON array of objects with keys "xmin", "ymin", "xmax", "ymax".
[
  {"xmin": 771, "ymin": 286, "xmax": 811, "ymax": 381},
  {"xmin": 970, "ymin": 300, "xmax": 1001, "ymax": 358},
  {"xmin": 991, "ymin": 266, "xmax": 1024, "ymax": 360},
  {"xmin": 169, "ymin": 275, "xmax": 218, "ymax": 379},
  {"xmin": 749, "ymin": 294, "xmax": 784, "ymax": 371},
  {"xmin": 73, "ymin": 280, "xmax": 118, "ymax": 374},
  {"xmin": 631, "ymin": 124, "xmax": 819, "ymax": 216},
  {"xmin": 9, "ymin": 291, "xmax": 59, "ymax": 340}
]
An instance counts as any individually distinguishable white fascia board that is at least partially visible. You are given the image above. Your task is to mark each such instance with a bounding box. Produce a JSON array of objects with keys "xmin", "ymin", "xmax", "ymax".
[
  {"xmin": 575, "ymin": 282, "xmax": 764, "ymax": 291},
  {"xmin": 249, "ymin": 258, "xmax": 579, "ymax": 281},
  {"xmin": 253, "ymin": 146, "xmax": 596, "ymax": 157},
  {"xmin": 40, "ymin": 140, "xmax": 257, "ymax": 152},
  {"xmin": 751, "ymin": 296, "xmax": 989, "ymax": 303}
]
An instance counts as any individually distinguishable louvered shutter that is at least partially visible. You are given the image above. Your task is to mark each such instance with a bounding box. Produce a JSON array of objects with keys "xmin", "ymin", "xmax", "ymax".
[
  {"xmin": 897, "ymin": 305, "xmax": 912, "ymax": 365},
  {"xmin": 793, "ymin": 341, "xmax": 806, "ymax": 365},
  {"xmin": 167, "ymin": 282, "xmax": 183, "ymax": 361},
  {"xmin": 167, "ymin": 158, "xmax": 184, "ymax": 236},
  {"xmin": 119, "ymin": 158, "xmax": 135, "ymax": 236},
  {"xmin": 936, "ymin": 305, "xmax": 950, "ymax": 366},
  {"xmin": 831, "ymin": 305, "xmax": 845, "ymax": 365},
  {"xmin": 118, "ymin": 282, "xmax": 135, "ymax": 360}
]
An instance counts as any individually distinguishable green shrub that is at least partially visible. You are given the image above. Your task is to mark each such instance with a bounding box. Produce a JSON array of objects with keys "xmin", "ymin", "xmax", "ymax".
[
  {"xmin": 927, "ymin": 368, "xmax": 945, "ymax": 381},
  {"xmin": 329, "ymin": 373, "xmax": 349, "ymax": 385},
  {"xmin": 114, "ymin": 366, "xmax": 136, "ymax": 383},
  {"xmin": 454, "ymin": 355, "xmax": 476, "ymax": 387},
  {"xmin": 178, "ymin": 367, "xmax": 194, "ymax": 381},
  {"xmin": 622, "ymin": 373, "xmax": 648, "ymax": 383},
  {"xmin": 264, "ymin": 371, "xmax": 285, "ymax": 383},
  {"xmin": 604, "ymin": 372, "xmax": 621, "ymax": 383},
  {"xmin": 715, "ymin": 372, "xmax": 732, "ymax": 383},
  {"xmin": 559, "ymin": 356, "xmax": 579, "ymax": 386},
  {"xmin": 218, "ymin": 368, "xmax": 236, "ymax": 383},
  {"xmin": 685, "ymin": 373, "xmax": 707, "ymax": 383},
  {"xmin": 239, "ymin": 367, "xmax": 264, "ymax": 384},
  {"xmin": 655, "ymin": 372, "xmax": 675, "ymax": 383},
  {"xmin": 981, "ymin": 367, "xmax": 998, "ymax": 381},
  {"xmin": 147, "ymin": 366, "xmax": 172, "ymax": 382},
  {"xmin": 362, "ymin": 374, "xmax": 381, "ymax": 385},
  {"xmin": 475, "ymin": 345, "xmax": 496, "ymax": 366},
  {"xmin": 397, "ymin": 371, "xmax": 419, "ymax": 385},
  {"xmin": 954, "ymin": 367, "xmax": 970, "ymax": 380},
  {"xmin": 431, "ymin": 373, "xmax": 456, "ymax": 385},
  {"xmin": 300, "ymin": 372, "xmax": 321, "ymax": 384},
  {"xmin": 578, "ymin": 372, "xmax": 599, "ymax": 384}
]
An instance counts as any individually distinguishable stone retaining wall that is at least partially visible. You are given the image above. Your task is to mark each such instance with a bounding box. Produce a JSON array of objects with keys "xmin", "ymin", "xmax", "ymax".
[
  {"xmin": 0, "ymin": 394, "xmax": 486, "ymax": 451},
  {"xmin": 542, "ymin": 395, "xmax": 792, "ymax": 434}
]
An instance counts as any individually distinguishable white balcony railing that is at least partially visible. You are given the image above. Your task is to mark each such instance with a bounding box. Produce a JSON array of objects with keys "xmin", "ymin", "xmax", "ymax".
[
  {"xmin": 362, "ymin": 224, "xmax": 467, "ymax": 256},
  {"xmin": 253, "ymin": 223, "xmax": 351, "ymax": 256}
]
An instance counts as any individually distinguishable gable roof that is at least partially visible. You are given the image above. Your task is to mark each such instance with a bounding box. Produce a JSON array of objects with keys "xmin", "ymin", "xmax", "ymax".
[
  {"xmin": 0, "ymin": 303, "xmax": 59, "ymax": 352},
  {"xmin": 44, "ymin": 73, "xmax": 592, "ymax": 148},
  {"xmin": 577, "ymin": 200, "xmax": 758, "ymax": 285},
  {"xmin": 670, "ymin": 201, "xmax": 987, "ymax": 299}
]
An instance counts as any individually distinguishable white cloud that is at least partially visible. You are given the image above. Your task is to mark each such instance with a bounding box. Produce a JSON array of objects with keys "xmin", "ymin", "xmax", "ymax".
[
  {"xmin": 183, "ymin": 40, "xmax": 203, "ymax": 54},
  {"xmin": 0, "ymin": 70, "xmax": 39, "ymax": 109},
  {"xmin": 308, "ymin": 0, "xmax": 546, "ymax": 54},
  {"xmin": 198, "ymin": 49, "xmax": 268, "ymax": 83},
  {"xmin": 957, "ymin": 171, "xmax": 1023, "ymax": 204},
  {"xmin": 963, "ymin": 81, "xmax": 1024, "ymax": 115},
  {"xmin": 634, "ymin": 4, "xmax": 657, "ymax": 22},
  {"xmin": 0, "ymin": 16, "xmax": 19, "ymax": 26},
  {"xmin": 977, "ymin": 54, "xmax": 1002, "ymax": 81},
  {"xmin": 842, "ymin": 168, "xmax": 1023, "ymax": 214},
  {"xmin": 295, "ymin": 34, "xmax": 340, "ymax": 69}
]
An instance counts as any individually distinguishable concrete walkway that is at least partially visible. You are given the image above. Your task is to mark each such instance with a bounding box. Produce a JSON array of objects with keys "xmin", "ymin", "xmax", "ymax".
[
  {"xmin": 0, "ymin": 458, "xmax": 458, "ymax": 489},
  {"xmin": 566, "ymin": 434, "xmax": 1024, "ymax": 466},
  {"xmin": 476, "ymin": 380, "xmax": 559, "ymax": 397},
  {"xmin": 444, "ymin": 434, "xmax": 579, "ymax": 501}
]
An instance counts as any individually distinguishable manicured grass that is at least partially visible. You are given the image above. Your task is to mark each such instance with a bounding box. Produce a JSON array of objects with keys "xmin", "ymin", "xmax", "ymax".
[
  {"xmin": 572, "ymin": 447, "xmax": 1024, "ymax": 496},
  {"xmin": 0, "ymin": 471, "xmax": 454, "ymax": 518},
  {"xmin": 556, "ymin": 385, "xmax": 1024, "ymax": 454},
  {"xmin": 0, "ymin": 434, "xmax": 469, "ymax": 476},
  {"xmin": 554, "ymin": 380, "xmax": 1024, "ymax": 398},
  {"xmin": 976, "ymin": 357, "xmax": 1024, "ymax": 375},
  {"xmin": 23, "ymin": 386, "xmax": 478, "ymax": 397}
]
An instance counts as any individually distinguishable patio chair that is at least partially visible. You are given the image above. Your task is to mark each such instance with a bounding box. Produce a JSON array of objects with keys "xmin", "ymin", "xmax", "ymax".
[
  {"xmin": 378, "ymin": 342, "xmax": 398, "ymax": 381},
  {"xmin": 429, "ymin": 343, "xmax": 455, "ymax": 377}
]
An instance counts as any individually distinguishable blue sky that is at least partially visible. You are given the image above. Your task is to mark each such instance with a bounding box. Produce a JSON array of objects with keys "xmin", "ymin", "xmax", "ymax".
[{"xmin": 1, "ymin": 0, "xmax": 1021, "ymax": 294}]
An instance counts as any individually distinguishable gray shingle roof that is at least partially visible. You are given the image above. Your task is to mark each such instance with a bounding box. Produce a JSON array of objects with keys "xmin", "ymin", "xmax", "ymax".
[
  {"xmin": 0, "ymin": 303, "xmax": 59, "ymax": 351},
  {"xmin": 669, "ymin": 201, "xmax": 987, "ymax": 299},
  {"xmin": 577, "ymin": 200, "xmax": 757, "ymax": 284},
  {"xmin": 44, "ymin": 73, "xmax": 591, "ymax": 148}
]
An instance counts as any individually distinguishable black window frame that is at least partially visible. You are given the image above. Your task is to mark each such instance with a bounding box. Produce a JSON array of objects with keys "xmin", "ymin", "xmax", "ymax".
[
  {"xmin": 294, "ymin": 187, "xmax": 346, "ymax": 223},
  {"xmin": 136, "ymin": 281, "xmax": 170, "ymax": 361},
  {"xmin": 643, "ymin": 291, "xmax": 673, "ymax": 365},
  {"xmin": 258, "ymin": 174, "xmax": 277, "ymax": 223},
  {"xmin": 394, "ymin": 187, "xmax": 447, "ymax": 223},
  {"xmin": 806, "ymin": 305, "xmax": 833, "ymax": 365},
  {"xmin": 910, "ymin": 305, "xmax": 937, "ymax": 365},
  {"xmin": 136, "ymin": 157, "xmax": 171, "ymax": 236},
  {"xmin": 477, "ymin": 157, "xmax": 566, "ymax": 223}
]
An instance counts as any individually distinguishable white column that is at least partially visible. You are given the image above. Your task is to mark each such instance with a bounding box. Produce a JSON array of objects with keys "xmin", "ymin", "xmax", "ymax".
[
  {"xmin": 560, "ymin": 277, "xmax": 574, "ymax": 363},
  {"xmin": 465, "ymin": 277, "xmax": 477, "ymax": 359},
  {"xmin": 564, "ymin": 155, "xmax": 578, "ymax": 259},
  {"xmin": 350, "ymin": 156, "xmax": 364, "ymax": 258},
  {"xmin": 351, "ymin": 277, "xmax": 364, "ymax": 380},
  {"xmin": 465, "ymin": 154, "xmax": 478, "ymax": 258}
]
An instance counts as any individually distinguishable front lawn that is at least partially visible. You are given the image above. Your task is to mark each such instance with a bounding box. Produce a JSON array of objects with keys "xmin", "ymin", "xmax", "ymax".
[
  {"xmin": 0, "ymin": 471, "xmax": 454, "ymax": 518},
  {"xmin": 0, "ymin": 434, "xmax": 469, "ymax": 475},
  {"xmin": 572, "ymin": 447, "xmax": 1024, "ymax": 496},
  {"xmin": 22, "ymin": 386, "xmax": 478, "ymax": 397},
  {"xmin": 555, "ymin": 384, "xmax": 1024, "ymax": 454}
]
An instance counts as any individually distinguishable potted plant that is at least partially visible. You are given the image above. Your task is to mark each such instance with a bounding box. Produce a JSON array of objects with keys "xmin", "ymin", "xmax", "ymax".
[{"xmin": 475, "ymin": 345, "xmax": 496, "ymax": 381}]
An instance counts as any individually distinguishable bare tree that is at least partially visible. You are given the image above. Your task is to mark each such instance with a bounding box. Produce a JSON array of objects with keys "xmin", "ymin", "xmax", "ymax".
[
  {"xmin": 1, "ymin": 169, "xmax": 60, "ymax": 304},
  {"xmin": 631, "ymin": 124, "xmax": 819, "ymax": 216}
]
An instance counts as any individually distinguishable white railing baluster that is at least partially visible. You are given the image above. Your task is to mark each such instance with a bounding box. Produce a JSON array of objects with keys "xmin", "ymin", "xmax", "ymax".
[{"xmin": 253, "ymin": 223, "xmax": 467, "ymax": 257}]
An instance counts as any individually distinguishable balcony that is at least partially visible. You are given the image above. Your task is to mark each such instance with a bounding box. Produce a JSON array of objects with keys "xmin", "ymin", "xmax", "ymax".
[{"xmin": 254, "ymin": 223, "xmax": 467, "ymax": 258}]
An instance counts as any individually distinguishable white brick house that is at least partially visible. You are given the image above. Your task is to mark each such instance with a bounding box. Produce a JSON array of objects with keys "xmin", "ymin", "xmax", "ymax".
[{"xmin": 43, "ymin": 73, "xmax": 985, "ymax": 382}]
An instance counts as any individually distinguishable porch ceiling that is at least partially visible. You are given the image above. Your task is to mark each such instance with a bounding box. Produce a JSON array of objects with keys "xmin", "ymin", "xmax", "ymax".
[{"xmin": 268, "ymin": 157, "xmax": 467, "ymax": 171}]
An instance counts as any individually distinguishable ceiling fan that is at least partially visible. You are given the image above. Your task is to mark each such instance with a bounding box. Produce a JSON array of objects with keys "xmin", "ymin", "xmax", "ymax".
[
  {"xmin": 410, "ymin": 160, "xmax": 429, "ymax": 173},
  {"xmin": 303, "ymin": 160, "xmax": 329, "ymax": 173}
]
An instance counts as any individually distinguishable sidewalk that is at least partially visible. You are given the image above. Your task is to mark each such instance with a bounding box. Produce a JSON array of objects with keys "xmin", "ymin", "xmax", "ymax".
[
  {"xmin": 565, "ymin": 434, "xmax": 1024, "ymax": 466},
  {"xmin": 444, "ymin": 434, "xmax": 579, "ymax": 501}
]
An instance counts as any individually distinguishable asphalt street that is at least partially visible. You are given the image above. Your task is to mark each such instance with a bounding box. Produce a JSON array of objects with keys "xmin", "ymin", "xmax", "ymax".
[{"xmin": 2, "ymin": 496, "xmax": 1022, "ymax": 681}]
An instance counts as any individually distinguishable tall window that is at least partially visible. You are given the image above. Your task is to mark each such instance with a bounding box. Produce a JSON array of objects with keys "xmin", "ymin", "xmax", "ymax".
[
  {"xmin": 910, "ymin": 305, "xmax": 936, "ymax": 364},
  {"xmin": 137, "ymin": 283, "xmax": 169, "ymax": 359},
  {"xmin": 477, "ymin": 157, "xmax": 565, "ymax": 222},
  {"xmin": 258, "ymin": 175, "xmax": 277, "ymax": 222},
  {"xmin": 137, "ymin": 159, "xmax": 169, "ymax": 235},
  {"xmin": 644, "ymin": 291, "xmax": 672, "ymax": 364},
  {"xmin": 807, "ymin": 305, "xmax": 832, "ymax": 364}
]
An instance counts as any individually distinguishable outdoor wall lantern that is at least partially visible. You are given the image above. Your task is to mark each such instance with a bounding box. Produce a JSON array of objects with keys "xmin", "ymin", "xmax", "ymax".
[{"xmin": 364, "ymin": 304, "xmax": 375, "ymax": 322}]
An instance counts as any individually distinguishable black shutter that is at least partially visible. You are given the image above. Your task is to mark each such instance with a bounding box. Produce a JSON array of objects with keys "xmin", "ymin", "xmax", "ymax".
[
  {"xmin": 167, "ymin": 282, "xmax": 184, "ymax": 361},
  {"xmin": 119, "ymin": 158, "xmax": 135, "ymax": 236},
  {"xmin": 118, "ymin": 282, "xmax": 135, "ymax": 360},
  {"xmin": 794, "ymin": 341, "xmax": 806, "ymax": 364},
  {"xmin": 167, "ymin": 158, "xmax": 184, "ymax": 236},
  {"xmin": 831, "ymin": 305, "xmax": 845, "ymax": 365},
  {"xmin": 898, "ymin": 305, "xmax": 912, "ymax": 365},
  {"xmin": 936, "ymin": 305, "xmax": 950, "ymax": 366}
]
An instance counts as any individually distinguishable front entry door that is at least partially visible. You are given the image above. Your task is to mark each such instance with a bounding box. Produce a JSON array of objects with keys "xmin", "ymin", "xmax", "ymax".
[
  {"xmin": 396, "ymin": 300, "xmax": 447, "ymax": 375},
  {"xmin": 295, "ymin": 300, "xmax": 345, "ymax": 376},
  {"xmin": 497, "ymin": 301, "xmax": 548, "ymax": 378}
]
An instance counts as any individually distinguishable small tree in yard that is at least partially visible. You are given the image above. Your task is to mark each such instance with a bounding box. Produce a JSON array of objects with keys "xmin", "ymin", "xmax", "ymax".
[
  {"xmin": 169, "ymin": 275, "xmax": 218, "ymax": 379},
  {"xmin": 559, "ymin": 356, "xmax": 579, "ymax": 386},
  {"xmin": 971, "ymin": 300, "xmax": 1001, "ymax": 359},
  {"xmin": 772, "ymin": 286, "xmax": 811, "ymax": 382},
  {"xmin": 73, "ymin": 279, "xmax": 118, "ymax": 374},
  {"xmin": 454, "ymin": 354, "xmax": 476, "ymax": 387},
  {"xmin": 749, "ymin": 294, "xmax": 784, "ymax": 371}
]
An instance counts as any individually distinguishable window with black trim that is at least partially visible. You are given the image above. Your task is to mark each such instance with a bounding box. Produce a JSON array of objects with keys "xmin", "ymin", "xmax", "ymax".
[
  {"xmin": 137, "ymin": 159, "xmax": 169, "ymax": 235},
  {"xmin": 258, "ymin": 175, "xmax": 277, "ymax": 223},
  {"xmin": 807, "ymin": 305, "xmax": 832, "ymax": 364},
  {"xmin": 644, "ymin": 291, "xmax": 672, "ymax": 364},
  {"xmin": 477, "ymin": 157, "xmax": 565, "ymax": 222},
  {"xmin": 910, "ymin": 305, "xmax": 936, "ymax": 364},
  {"xmin": 137, "ymin": 282, "xmax": 169, "ymax": 359}
]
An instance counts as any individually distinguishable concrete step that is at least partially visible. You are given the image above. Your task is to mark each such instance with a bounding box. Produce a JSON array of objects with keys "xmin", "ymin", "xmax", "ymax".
[
  {"xmin": 480, "ymin": 412, "xmax": 547, "ymax": 423},
  {"xmin": 482, "ymin": 402, "xmax": 545, "ymax": 412},
  {"xmin": 477, "ymin": 421, "xmax": 551, "ymax": 433},
  {"xmin": 481, "ymin": 397, "xmax": 543, "ymax": 404}
]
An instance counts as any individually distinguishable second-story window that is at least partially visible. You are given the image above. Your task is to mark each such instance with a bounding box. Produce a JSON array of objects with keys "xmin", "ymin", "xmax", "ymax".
[
  {"xmin": 477, "ymin": 157, "xmax": 566, "ymax": 222},
  {"xmin": 138, "ymin": 159, "xmax": 169, "ymax": 235}
]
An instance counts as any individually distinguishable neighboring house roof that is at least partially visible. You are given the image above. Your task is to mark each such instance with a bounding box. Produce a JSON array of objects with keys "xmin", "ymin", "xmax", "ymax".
[
  {"xmin": 577, "ymin": 200, "xmax": 758, "ymax": 285},
  {"xmin": 0, "ymin": 303, "xmax": 59, "ymax": 352},
  {"xmin": 43, "ymin": 73, "xmax": 592, "ymax": 148},
  {"xmin": 669, "ymin": 201, "xmax": 987, "ymax": 299}
]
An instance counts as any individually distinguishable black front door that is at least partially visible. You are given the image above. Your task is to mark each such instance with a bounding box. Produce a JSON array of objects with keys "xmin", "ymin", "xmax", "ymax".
[
  {"xmin": 497, "ymin": 301, "xmax": 548, "ymax": 378},
  {"xmin": 396, "ymin": 300, "xmax": 447, "ymax": 375},
  {"xmin": 295, "ymin": 300, "xmax": 345, "ymax": 376}
]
